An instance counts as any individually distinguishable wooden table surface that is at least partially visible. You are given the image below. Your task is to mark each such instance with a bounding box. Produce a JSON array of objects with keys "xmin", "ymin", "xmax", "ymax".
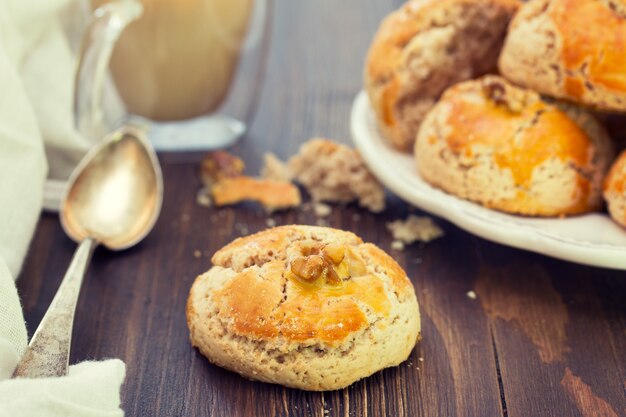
[{"xmin": 17, "ymin": 1, "xmax": 626, "ymax": 416}]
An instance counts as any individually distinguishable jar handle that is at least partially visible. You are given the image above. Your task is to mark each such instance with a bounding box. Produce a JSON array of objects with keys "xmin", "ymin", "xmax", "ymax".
[{"xmin": 74, "ymin": 0, "xmax": 143, "ymax": 140}]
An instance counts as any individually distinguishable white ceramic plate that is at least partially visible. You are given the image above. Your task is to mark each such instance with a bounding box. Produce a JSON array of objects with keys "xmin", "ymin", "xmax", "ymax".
[{"xmin": 350, "ymin": 90, "xmax": 626, "ymax": 270}]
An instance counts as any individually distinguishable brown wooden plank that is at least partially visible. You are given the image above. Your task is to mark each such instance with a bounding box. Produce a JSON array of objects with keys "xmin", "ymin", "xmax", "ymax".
[
  {"xmin": 411, "ymin": 228, "xmax": 505, "ymax": 417},
  {"xmin": 473, "ymin": 243, "xmax": 626, "ymax": 417}
]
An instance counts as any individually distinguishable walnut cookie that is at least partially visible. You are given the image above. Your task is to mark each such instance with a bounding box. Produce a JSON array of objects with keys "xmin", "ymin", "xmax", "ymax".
[
  {"xmin": 604, "ymin": 150, "xmax": 626, "ymax": 227},
  {"xmin": 364, "ymin": 0, "xmax": 519, "ymax": 151},
  {"xmin": 186, "ymin": 225, "xmax": 420, "ymax": 391},
  {"xmin": 414, "ymin": 76, "xmax": 614, "ymax": 216},
  {"xmin": 499, "ymin": 0, "xmax": 626, "ymax": 112}
]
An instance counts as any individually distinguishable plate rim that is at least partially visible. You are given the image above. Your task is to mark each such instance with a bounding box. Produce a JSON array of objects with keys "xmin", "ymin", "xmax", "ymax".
[{"xmin": 350, "ymin": 90, "xmax": 626, "ymax": 270}]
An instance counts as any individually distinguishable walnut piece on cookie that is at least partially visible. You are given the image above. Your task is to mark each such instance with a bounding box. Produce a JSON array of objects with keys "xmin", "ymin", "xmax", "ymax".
[
  {"xmin": 415, "ymin": 75, "xmax": 614, "ymax": 216},
  {"xmin": 186, "ymin": 225, "xmax": 420, "ymax": 391},
  {"xmin": 499, "ymin": 0, "xmax": 626, "ymax": 112},
  {"xmin": 364, "ymin": 0, "xmax": 520, "ymax": 151}
]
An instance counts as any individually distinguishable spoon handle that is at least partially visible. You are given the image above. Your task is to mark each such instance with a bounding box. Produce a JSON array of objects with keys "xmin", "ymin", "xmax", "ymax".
[{"xmin": 12, "ymin": 238, "xmax": 97, "ymax": 378}]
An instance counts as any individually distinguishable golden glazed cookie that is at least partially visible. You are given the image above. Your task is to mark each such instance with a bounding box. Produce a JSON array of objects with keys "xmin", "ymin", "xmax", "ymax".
[
  {"xmin": 604, "ymin": 150, "xmax": 626, "ymax": 227},
  {"xmin": 186, "ymin": 226, "xmax": 420, "ymax": 391},
  {"xmin": 364, "ymin": 0, "xmax": 519, "ymax": 151},
  {"xmin": 499, "ymin": 0, "xmax": 626, "ymax": 111},
  {"xmin": 415, "ymin": 76, "xmax": 614, "ymax": 216}
]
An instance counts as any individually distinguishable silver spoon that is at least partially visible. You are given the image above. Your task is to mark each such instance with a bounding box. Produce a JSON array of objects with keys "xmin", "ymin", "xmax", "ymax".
[{"xmin": 13, "ymin": 125, "xmax": 163, "ymax": 378}]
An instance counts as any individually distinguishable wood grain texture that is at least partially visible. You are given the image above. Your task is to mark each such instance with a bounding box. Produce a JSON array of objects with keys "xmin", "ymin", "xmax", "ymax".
[
  {"xmin": 413, "ymin": 229, "xmax": 504, "ymax": 417},
  {"xmin": 561, "ymin": 368, "xmax": 620, "ymax": 417},
  {"xmin": 15, "ymin": 1, "xmax": 626, "ymax": 416},
  {"xmin": 473, "ymin": 245, "xmax": 626, "ymax": 417}
]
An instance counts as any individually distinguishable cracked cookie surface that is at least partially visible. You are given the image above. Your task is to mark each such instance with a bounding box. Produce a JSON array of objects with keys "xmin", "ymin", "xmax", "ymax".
[
  {"xmin": 604, "ymin": 150, "xmax": 626, "ymax": 227},
  {"xmin": 364, "ymin": 0, "xmax": 519, "ymax": 151},
  {"xmin": 186, "ymin": 225, "xmax": 420, "ymax": 390},
  {"xmin": 499, "ymin": 0, "xmax": 626, "ymax": 111},
  {"xmin": 414, "ymin": 76, "xmax": 614, "ymax": 216}
]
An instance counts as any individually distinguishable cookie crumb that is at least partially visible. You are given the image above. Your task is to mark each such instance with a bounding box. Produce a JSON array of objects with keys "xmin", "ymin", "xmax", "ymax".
[
  {"xmin": 196, "ymin": 188, "xmax": 212, "ymax": 207},
  {"xmin": 266, "ymin": 218, "xmax": 277, "ymax": 228},
  {"xmin": 391, "ymin": 240, "xmax": 405, "ymax": 251},
  {"xmin": 387, "ymin": 215, "xmax": 444, "ymax": 244},
  {"xmin": 235, "ymin": 223, "xmax": 249, "ymax": 235},
  {"xmin": 193, "ymin": 250, "xmax": 202, "ymax": 258},
  {"xmin": 466, "ymin": 290, "xmax": 477, "ymax": 300},
  {"xmin": 313, "ymin": 202, "xmax": 332, "ymax": 217}
]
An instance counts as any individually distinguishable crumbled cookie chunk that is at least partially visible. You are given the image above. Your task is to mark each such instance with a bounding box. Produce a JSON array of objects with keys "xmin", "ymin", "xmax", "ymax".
[
  {"xmin": 387, "ymin": 215, "xmax": 444, "ymax": 244},
  {"xmin": 199, "ymin": 150, "xmax": 300, "ymax": 212},
  {"xmin": 211, "ymin": 177, "xmax": 301, "ymax": 212},
  {"xmin": 200, "ymin": 139, "xmax": 385, "ymax": 213},
  {"xmin": 261, "ymin": 153, "xmax": 293, "ymax": 182},
  {"xmin": 288, "ymin": 138, "xmax": 386, "ymax": 212},
  {"xmin": 201, "ymin": 151, "xmax": 245, "ymax": 187}
]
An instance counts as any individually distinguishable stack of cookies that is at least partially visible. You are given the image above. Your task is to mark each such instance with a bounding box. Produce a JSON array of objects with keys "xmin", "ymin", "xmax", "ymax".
[{"xmin": 365, "ymin": 0, "xmax": 626, "ymax": 227}]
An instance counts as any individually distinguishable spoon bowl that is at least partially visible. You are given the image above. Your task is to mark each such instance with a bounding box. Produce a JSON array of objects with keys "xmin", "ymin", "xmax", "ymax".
[
  {"xmin": 13, "ymin": 126, "xmax": 163, "ymax": 378},
  {"xmin": 62, "ymin": 126, "xmax": 162, "ymax": 249}
]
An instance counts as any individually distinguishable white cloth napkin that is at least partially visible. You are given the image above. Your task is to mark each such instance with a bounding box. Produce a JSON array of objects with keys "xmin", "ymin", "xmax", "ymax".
[{"xmin": 0, "ymin": 0, "xmax": 125, "ymax": 415}]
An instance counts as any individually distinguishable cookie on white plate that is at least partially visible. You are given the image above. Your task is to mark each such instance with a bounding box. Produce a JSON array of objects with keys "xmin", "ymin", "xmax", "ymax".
[
  {"xmin": 499, "ymin": 0, "xmax": 626, "ymax": 112},
  {"xmin": 604, "ymin": 150, "xmax": 626, "ymax": 227},
  {"xmin": 364, "ymin": 0, "xmax": 519, "ymax": 151},
  {"xmin": 415, "ymin": 76, "xmax": 614, "ymax": 216}
]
